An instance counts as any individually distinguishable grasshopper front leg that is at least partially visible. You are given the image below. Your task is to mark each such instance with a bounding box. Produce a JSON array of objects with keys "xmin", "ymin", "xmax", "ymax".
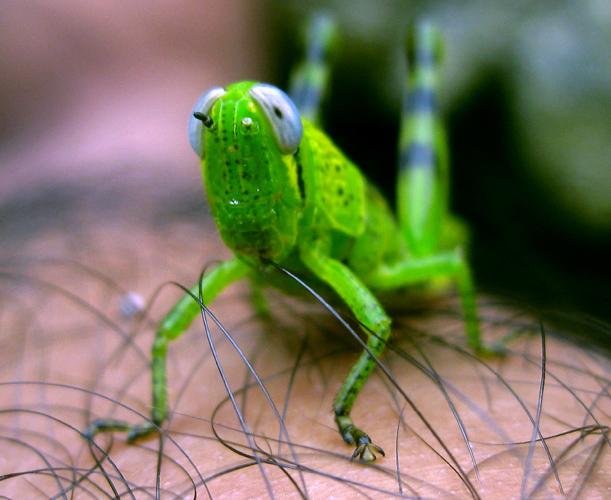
[
  {"xmin": 300, "ymin": 241, "xmax": 388, "ymax": 462},
  {"xmin": 85, "ymin": 257, "xmax": 249, "ymax": 441}
]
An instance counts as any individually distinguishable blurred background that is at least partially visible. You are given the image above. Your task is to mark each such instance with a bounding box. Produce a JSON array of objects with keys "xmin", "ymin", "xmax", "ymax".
[{"xmin": 2, "ymin": 0, "xmax": 611, "ymax": 332}]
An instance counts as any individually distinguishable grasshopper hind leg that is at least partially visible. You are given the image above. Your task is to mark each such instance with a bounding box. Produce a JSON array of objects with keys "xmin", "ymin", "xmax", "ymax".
[
  {"xmin": 395, "ymin": 21, "xmax": 483, "ymax": 352},
  {"xmin": 288, "ymin": 13, "xmax": 338, "ymax": 126}
]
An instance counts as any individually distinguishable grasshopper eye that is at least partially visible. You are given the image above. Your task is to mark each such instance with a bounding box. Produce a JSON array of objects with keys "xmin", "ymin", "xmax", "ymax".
[
  {"xmin": 249, "ymin": 84, "xmax": 303, "ymax": 154},
  {"xmin": 189, "ymin": 87, "xmax": 226, "ymax": 156}
]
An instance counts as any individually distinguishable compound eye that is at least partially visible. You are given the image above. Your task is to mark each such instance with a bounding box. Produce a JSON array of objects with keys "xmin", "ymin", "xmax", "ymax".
[
  {"xmin": 249, "ymin": 84, "xmax": 303, "ymax": 154},
  {"xmin": 189, "ymin": 87, "xmax": 226, "ymax": 156}
]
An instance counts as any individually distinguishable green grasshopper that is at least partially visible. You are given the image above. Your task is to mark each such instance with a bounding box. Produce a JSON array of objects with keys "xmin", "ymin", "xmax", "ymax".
[{"xmin": 86, "ymin": 15, "xmax": 481, "ymax": 462}]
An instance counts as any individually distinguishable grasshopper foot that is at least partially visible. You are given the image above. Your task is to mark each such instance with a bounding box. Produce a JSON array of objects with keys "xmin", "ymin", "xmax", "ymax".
[
  {"xmin": 351, "ymin": 441, "xmax": 385, "ymax": 462},
  {"xmin": 126, "ymin": 422, "xmax": 157, "ymax": 443},
  {"xmin": 335, "ymin": 414, "xmax": 385, "ymax": 462},
  {"xmin": 83, "ymin": 419, "xmax": 157, "ymax": 443}
]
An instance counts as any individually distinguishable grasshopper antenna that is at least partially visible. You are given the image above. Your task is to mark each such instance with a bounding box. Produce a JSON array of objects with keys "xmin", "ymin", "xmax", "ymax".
[{"xmin": 193, "ymin": 111, "xmax": 214, "ymax": 129}]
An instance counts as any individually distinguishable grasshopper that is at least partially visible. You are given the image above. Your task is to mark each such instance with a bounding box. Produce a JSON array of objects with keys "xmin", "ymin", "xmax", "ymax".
[{"xmin": 87, "ymin": 15, "xmax": 481, "ymax": 462}]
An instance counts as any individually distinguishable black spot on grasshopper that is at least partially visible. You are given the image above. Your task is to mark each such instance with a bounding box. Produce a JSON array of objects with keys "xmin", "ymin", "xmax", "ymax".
[{"xmin": 295, "ymin": 148, "xmax": 306, "ymax": 202}]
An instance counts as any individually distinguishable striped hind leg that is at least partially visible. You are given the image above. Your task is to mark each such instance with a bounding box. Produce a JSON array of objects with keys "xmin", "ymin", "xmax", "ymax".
[
  {"xmin": 395, "ymin": 21, "xmax": 483, "ymax": 350},
  {"xmin": 397, "ymin": 21, "xmax": 449, "ymax": 257},
  {"xmin": 288, "ymin": 13, "xmax": 338, "ymax": 127}
]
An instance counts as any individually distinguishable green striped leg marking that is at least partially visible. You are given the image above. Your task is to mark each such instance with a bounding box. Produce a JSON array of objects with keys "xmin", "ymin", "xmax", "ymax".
[
  {"xmin": 288, "ymin": 13, "xmax": 338, "ymax": 126},
  {"xmin": 394, "ymin": 21, "xmax": 482, "ymax": 351}
]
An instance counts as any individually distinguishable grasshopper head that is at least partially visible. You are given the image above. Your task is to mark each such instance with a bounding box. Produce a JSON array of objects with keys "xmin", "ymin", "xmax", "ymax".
[{"xmin": 189, "ymin": 82, "xmax": 304, "ymax": 261}]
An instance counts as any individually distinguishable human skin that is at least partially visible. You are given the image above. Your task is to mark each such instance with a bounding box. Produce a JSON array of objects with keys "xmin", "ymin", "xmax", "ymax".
[{"xmin": 1, "ymin": 215, "xmax": 610, "ymax": 499}]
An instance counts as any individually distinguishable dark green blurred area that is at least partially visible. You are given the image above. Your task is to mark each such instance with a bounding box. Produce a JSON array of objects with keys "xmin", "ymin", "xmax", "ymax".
[{"xmin": 267, "ymin": 0, "xmax": 611, "ymax": 335}]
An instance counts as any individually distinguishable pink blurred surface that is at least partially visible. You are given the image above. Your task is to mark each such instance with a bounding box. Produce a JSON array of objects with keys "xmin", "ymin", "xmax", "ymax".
[{"xmin": 0, "ymin": 0, "xmax": 269, "ymax": 202}]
